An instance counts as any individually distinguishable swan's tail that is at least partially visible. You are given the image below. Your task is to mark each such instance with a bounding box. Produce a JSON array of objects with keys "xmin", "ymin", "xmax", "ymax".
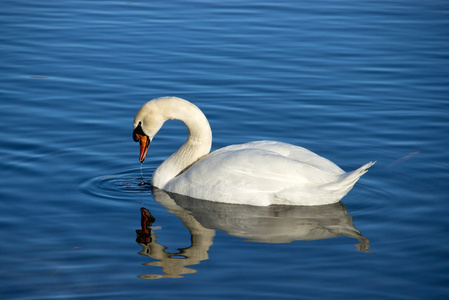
[
  {"xmin": 274, "ymin": 161, "xmax": 375, "ymax": 206},
  {"xmin": 323, "ymin": 161, "xmax": 376, "ymax": 192}
]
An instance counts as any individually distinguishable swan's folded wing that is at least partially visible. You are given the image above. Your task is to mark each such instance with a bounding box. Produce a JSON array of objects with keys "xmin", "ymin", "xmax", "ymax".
[
  {"xmin": 164, "ymin": 145, "xmax": 341, "ymax": 205},
  {"xmin": 228, "ymin": 141, "xmax": 345, "ymax": 176}
]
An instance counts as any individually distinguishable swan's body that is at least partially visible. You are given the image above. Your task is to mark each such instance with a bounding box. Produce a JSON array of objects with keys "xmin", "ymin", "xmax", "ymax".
[{"xmin": 133, "ymin": 97, "xmax": 374, "ymax": 206}]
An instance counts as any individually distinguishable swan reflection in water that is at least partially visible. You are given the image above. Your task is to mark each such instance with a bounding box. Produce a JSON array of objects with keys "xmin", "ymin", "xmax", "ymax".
[{"xmin": 136, "ymin": 188, "xmax": 371, "ymax": 279}]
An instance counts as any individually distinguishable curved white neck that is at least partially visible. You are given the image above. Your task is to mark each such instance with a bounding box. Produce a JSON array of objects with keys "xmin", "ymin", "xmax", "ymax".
[{"xmin": 150, "ymin": 98, "xmax": 212, "ymax": 188}]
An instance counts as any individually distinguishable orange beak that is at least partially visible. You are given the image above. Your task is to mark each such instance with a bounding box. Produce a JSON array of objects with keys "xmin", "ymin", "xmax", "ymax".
[
  {"xmin": 133, "ymin": 122, "xmax": 150, "ymax": 163},
  {"xmin": 137, "ymin": 134, "xmax": 150, "ymax": 163}
]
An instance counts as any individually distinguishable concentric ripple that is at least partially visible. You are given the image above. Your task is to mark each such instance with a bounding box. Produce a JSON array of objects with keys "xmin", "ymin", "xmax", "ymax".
[{"xmin": 80, "ymin": 167, "xmax": 153, "ymax": 202}]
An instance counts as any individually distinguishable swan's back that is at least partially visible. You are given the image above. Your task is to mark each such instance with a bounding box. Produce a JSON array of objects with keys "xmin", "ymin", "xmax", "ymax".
[
  {"xmin": 163, "ymin": 141, "xmax": 372, "ymax": 206},
  {"xmin": 219, "ymin": 141, "xmax": 345, "ymax": 175}
]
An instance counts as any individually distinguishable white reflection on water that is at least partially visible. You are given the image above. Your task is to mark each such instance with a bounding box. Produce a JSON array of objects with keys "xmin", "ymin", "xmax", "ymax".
[{"xmin": 136, "ymin": 188, "xmax": 371, "ymax": 279}]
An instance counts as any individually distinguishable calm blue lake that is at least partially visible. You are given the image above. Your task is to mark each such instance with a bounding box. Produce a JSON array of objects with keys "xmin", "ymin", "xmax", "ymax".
[{"xmin": 1, "ymin": 0, "xmax": 449, "ymax": 299}]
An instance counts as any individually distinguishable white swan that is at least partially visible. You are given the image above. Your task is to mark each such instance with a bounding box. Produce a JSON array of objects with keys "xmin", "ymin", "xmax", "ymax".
[{"xmin": 133, "ymin": 97, "xmax": 374, "ymax": 206}]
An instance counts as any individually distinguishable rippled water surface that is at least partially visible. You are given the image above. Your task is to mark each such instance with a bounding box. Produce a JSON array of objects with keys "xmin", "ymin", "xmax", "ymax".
[{"xmin": 1, "ymin": 1, "xmax": 449, "ymax": 299}]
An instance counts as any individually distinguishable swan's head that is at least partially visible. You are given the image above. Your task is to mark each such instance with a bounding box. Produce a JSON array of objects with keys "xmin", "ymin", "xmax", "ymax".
[
  {"xmin": 133, "ymin": 100, "xmax": 166, "ymax": 163},
  {"xmin": 133, "ymin": 96, "xmax": 211, "ymax": 164}
]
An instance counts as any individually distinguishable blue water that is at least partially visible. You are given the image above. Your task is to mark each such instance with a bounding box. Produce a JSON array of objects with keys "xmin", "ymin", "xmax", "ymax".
[{"xmin": 1, "ymin": 0, "xmax": 449, "ymax": 299}]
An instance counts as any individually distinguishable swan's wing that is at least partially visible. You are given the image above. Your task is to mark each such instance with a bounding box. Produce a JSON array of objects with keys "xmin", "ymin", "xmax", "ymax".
[
  {"xmin": 219, "ymin": 141, "xmax": 345, "ymax": 175},
  {"xmin": 164, "ymin": 141, "xmax": 343, "ymax": 205}
]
